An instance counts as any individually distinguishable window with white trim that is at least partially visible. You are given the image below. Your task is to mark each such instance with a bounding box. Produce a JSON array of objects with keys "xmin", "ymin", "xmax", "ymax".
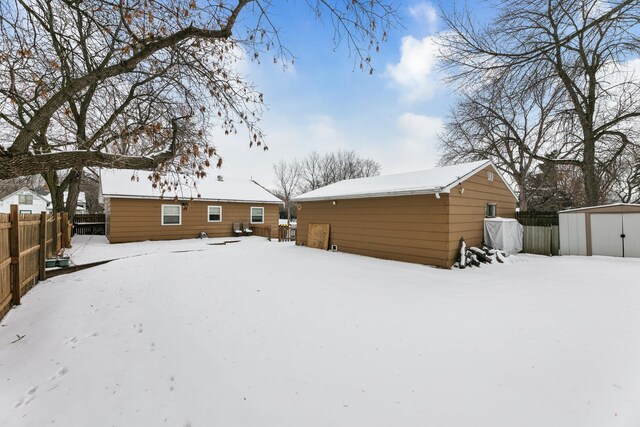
[
  {"xmin": 485, "ymin": 203, "xmax": 497, "ymax": 218},
  {"xmin": 161, "ymin": 204, "xmax": 181, "ymax": 225},
  {"xmin": 487, "ymin": 171, "xmax": 494, "ymax": 181},
  {"xmin": 19, "ymin": 194, "xmax": 33, "ymax": 205},
  {"xmin": 208, "ymin": 206, "xmax": 222, "ymax": 222},
  {"xmin": 250, "ymin": 207, "xmax": 264, "ymax": 224}
]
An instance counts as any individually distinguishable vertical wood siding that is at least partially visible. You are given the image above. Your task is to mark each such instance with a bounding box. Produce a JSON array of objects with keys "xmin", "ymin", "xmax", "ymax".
[{"xmin": 106, "ymin": 198, "xmax": 280, "ymax": 243}]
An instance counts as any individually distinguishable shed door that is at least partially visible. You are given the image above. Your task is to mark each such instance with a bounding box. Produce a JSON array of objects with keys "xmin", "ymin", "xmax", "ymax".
[
  {"xmin": 590, "ymin": 214, "xmax": 623, "ymax": 257},
  {"xmin": 623, "ymin": 213, "xmax": 640, "ymax": 258}
]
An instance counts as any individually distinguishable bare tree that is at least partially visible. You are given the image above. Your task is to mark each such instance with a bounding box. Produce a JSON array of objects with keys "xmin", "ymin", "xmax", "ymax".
[
  {"xmin": 439, "ymin": 80, "xmax": 561, "ymax": 210},
  {"xmin": 272, "ymin": 159, "xmax": 301, "ymax": 224},
  {"xmin": 0, "ymin": 0, "xmax": 397, "ymax": 184},
  {"xmin": 439, "ymin": 0, "xmax": 640, "ymax": 206},
  {"xmin": 608, "ymin": 146, "xmax": 640, "ymax": 203},
  {"xmin": 297, "ymin": 150, "xmax": 381, "ymax": 192}
]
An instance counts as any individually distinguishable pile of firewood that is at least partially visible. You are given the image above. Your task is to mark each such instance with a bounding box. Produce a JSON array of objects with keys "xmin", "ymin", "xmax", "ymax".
[{"xmin": 455, "ymin": 237, "xmax": 509, "ymax": 269}]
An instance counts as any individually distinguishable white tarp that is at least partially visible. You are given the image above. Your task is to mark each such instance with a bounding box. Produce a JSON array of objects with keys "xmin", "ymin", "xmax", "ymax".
[{"xmin": 484, "ymin": 218, "xmax": 523, "ymax": 255}]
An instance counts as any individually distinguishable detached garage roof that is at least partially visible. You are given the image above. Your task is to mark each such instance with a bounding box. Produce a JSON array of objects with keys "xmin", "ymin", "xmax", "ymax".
[
  {"xmin": 294, "ymin": 160, "xmax": 504, "ymax": 202},
  {"xmin": 559, "ymin": 203, "xmax": 640, "ymax": 213},
  {"xmin": 100, "ymin": 169, "xmax": 282, "ymax": 204}
]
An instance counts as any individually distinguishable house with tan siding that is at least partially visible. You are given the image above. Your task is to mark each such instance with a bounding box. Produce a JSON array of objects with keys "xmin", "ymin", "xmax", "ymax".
[
  {"xmin": 100, "ymin": 170, "xmax": 282, "ymax": 243},
  {"xmin": 293, "ymin": 160, "xmax": 517, "ymax": 268}
]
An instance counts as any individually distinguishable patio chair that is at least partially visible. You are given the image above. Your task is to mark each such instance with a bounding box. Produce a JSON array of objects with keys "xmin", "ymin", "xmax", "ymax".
[
  {"xmin": 232, "ymin": 223, "xmax": 243, "ymax": 237},
  {"xmin": 242, "ymin": 222, "xmax": 253, "ymax": 236}
]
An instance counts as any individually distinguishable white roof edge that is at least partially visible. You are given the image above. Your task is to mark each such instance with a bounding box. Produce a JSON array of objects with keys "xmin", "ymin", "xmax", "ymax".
[
  {"xmin": 441, "ymin": 160, "xmax": 490, "ymax": 192},
  {"xmin": 0, "ymin": 187, "xmax": 49, "ymax": 203},
  {"xmin": 442, "ymin": 160, "xmax": 519, "ymax": 202},
  {"xmin": 103, "ymin": 194, "xmax": 283, "ymax": 205},
  {"xmin": 559, "ymin": 202, "xmax": 640, "ymax": 213},
  {"xmin": 294, "ymin": 187, "xmax": 445, "ymax": 202},
  {"xmin": 294, "ymin": 160, "xmax": 520, "ymax": 203}
]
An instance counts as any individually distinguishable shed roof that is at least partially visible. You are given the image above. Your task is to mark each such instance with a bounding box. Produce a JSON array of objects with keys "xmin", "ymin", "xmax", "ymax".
[
  {"xmin": 558, "ymin": 203, "xmax": 640, "ymax": 214},
  {"xmin": 293, "ymin": 160, "xmax": 510, "ymax": 202},
  {"xmin": 100, "ymin": 169, "xmax": 282, "ymax": 204}
]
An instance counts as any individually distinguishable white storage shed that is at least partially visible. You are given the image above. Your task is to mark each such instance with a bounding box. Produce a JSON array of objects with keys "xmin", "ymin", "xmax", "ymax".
[{"xmin": 558, "ymin": 203, "xmax": 640, "ymax": 257}]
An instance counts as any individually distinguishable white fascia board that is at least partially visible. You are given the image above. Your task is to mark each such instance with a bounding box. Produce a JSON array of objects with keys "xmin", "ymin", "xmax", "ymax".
[
  {"xmin": 103, "ymin": 194, "xmax": 284, "ymax": 205},
  {"xmin": 441, "ymin": 160, "xmax": 519, "ymax": 202},
  {"xmin": 558, "ymin": 203, "xmax": 640, "ymax": 213},
  {"xmin": 293, "ymin": 187, "xmax": 445, "ymax": 202}
]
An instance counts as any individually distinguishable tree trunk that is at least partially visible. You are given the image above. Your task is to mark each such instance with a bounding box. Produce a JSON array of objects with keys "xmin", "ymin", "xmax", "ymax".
[
  {"xmin": 286, "ymin": 200, "xmax": 291, "ymax": 225},
  {"xmin": 582, "ymin": 138, "xmax": 600, "ymax": 206},
  {"xmin": 517, "ymin": 180, "xmax": 528, "ymax": 211},
  {"xmin": 65, "ymin": 169, "xmax": 83, "ymax": 222}
]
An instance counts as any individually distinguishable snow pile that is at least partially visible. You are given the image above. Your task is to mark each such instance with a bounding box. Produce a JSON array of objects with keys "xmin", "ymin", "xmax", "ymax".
[{"xmin": 1, "ymin": 238, "xmax": 639, "ymax": 426}]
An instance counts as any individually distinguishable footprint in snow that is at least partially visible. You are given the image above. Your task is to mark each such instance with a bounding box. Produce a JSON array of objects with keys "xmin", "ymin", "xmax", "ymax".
[
  {"xmin": 14, "ymin": 386, "xmax": 38, "ymax": 408},
  {"xmin": 48, "ymin": 367, "xmax": 68, "ymax": 381}
]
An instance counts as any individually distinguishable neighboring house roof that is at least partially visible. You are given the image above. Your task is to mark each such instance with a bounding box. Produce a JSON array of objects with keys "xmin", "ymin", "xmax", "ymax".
[
  {"xmin": 43, "ymin": 192, "xmax": 87, "ymax": 205},
  {"xmin": 294, "ymin": 160, "xmax": 515, "ymax": 202},
  {"xmin": 559, "ymin": 203, "xmax": 640, "ymax": 213},
  {"xmin": 0, "ymin": 187, "xmax": 49, "ymax": 204},
  {"xmin": 100, "ymin": 169, "xmax": 283, "ymax": 204}
]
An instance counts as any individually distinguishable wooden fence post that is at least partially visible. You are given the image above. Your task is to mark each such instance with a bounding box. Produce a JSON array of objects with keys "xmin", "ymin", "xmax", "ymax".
[
  {"xmin": 9, "ymin": 205, "xmax": 20, "ymax": 306},
  {"xmin": 39, "ymin": 212, "xmax": 47, "ymax": 281},
  {"xmin": 61, "ymin": 212, "xmax": 69, "ymax": 248},
  {"xmin": 52, "ymin": 212, "xmax": 59, "ymax": 253}
]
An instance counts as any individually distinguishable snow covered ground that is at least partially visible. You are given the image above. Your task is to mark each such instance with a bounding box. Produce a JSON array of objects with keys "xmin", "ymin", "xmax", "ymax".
[{"xmin": 1, "ymin": 236, "xmax": 639, "ymax": 426}]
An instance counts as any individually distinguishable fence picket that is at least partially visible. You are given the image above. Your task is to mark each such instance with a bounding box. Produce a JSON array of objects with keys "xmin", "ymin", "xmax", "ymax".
[{"xmin": 0, "ymin": 206, "xmax": 71, "ymax": 321}]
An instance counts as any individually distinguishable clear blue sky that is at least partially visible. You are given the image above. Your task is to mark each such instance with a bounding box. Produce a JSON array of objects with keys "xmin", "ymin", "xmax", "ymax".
[{"xmin": 214, "ymin": 1, "xmax": 480, "ymax": 188}]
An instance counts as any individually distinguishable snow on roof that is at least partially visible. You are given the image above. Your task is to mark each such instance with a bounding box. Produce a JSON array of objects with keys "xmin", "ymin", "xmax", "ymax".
[
  {"xmin": 0, "ymin": 187, "xmax": 49, "ymax": 203},
  {"xmin": 293, "ymin": 160, "xmax": 493, "ymax": 202},
  {"xmin": 100, "ymin": 169, "xmax": 283, "ymax": 204},
  {"xmin": 43, "ymin": 191, "xmax": 86, "ymax": 204}
]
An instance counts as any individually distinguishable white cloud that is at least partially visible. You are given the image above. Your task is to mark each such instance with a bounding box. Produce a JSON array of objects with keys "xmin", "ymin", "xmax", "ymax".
[
  {"xmin": 211, "ymin": 114, "xmax": 346, "ymax": 188},
  {"xmin": 386, "ymin": 35, "xmax": 441, "ymax": 103},
  {"xmin": 363, "ymin": 113, "xmax": 443, "ymax": 174},
  {"xmin": 409, "ymin": 2, "xmax": 438, "ymax": 33},
  {"xmin": 306, "ymin": 115, "xmax": 342, "ymax": 146}
]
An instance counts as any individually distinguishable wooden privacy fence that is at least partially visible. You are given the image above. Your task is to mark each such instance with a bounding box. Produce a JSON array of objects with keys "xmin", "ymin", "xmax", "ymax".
[
  {"xmin": 251, "ymin": 225, "xmax": 272, "ymax": 240},
  {"xmin": 0, "ymin": 205, "xmax": 71, "ymax": 321},
  {"xmin": 73, "ymin": 213, "xmax": 106, "ymax": 236},
  {"xmin": 516, "ymin": 211, "xmax": 560, "ymax": 256},
  {"xmin": 278, "ymin": 225, "xmax": 296, "ymax": 242}
]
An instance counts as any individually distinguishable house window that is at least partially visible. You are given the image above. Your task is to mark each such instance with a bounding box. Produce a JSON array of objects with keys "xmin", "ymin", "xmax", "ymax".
[
  {"xmin": 208, "ymin": 206, "xmax": 222, "ymax": 222},
  {"xmin": 486, "ymin": 203, "xmax": 497, "ymax": 218},
  {"xmin": 250, "ymin": 207, "xmax": 264, "ymax": 224},
  {"xmin": 161, "ymin": 204, "xmax": 181, "ymax": 225},
  {"xmin": 487, "ymin": 171, "xmax": 494, "ymax": 181},
  {"xmin": 19, "ymin": 210, "xmax": 32, "ymax": 214},
  {"xmin": 19, "ymin": 194, "xmax": 33, "ymax": 205}
]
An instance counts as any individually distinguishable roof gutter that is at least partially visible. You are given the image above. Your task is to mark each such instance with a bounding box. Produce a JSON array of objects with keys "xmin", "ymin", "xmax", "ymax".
[
  {"xmin": 102, "ymin": 194, "xmax": 284, "ymax": 205},
  {"xmin": 293, "ymin": 187, "xmax": 446, "ymax": 202}
]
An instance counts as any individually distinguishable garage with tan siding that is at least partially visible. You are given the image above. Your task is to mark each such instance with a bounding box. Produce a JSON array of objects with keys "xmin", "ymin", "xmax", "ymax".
[
  {"xmin": 293, "ymin": 161, "xmax": 517, "ymax": 268},
  {"xmin": 100, "ymin": 170, "xmax": 282, "ymax": 243}
]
